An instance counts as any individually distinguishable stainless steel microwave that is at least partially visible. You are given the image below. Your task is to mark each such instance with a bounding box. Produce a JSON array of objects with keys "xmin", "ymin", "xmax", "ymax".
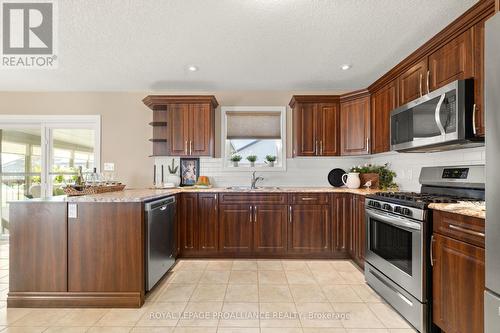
[{"xmin": 390, "ymin": 79, "xmax": 484, "ymax": 152}]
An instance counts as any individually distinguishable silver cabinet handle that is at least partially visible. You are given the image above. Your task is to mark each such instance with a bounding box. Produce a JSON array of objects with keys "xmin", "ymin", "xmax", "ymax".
[
  {"xmin": 254, "ymin": 205, "xmax": 257, "ymax": 223},
  {"xmin": 214, "ymin": 194, "xmax": 217, "ymax": 212},
  {"xmin": 320, "ymin": 140, "xmax": 323, "ymax": 155},
  {"xmin": 449, "ymin": 224, "xmax": 485, "ymax": 237},
  {"xmin": 366, "ymin": 137, "xmax": 370, "ymax": 152},
  {"xmin": 301, "ymin": 197, "xmax": 316, "ymax": 201},
  {"xmin": 419, "ymin": 73, "xmax": 423, "ymax": 97},
  {"xmin": 189, "ymin": 141, "xmax": 193, "ymax": 155},
  {"xmin": 472, "ymin": 104, "xmax": 477, "ymax": 136},
  {"xmin": 185, "ymin": 140, "xmax": 188, "ymax": 155},
  {"xmin": 249, "ymin": 206, "xmax": 253, "ymax": 223},
  {"xmin": 289, "ymin": 206, "xmax": 292, "ymax": 224},
  {"xmin": 430, "ymin": 234, "xmax": 435, "ymax": 267},
  {"xmin": 426, "ymin": 70, "xmax": 430, "ymax": 94},
  {"xmin": 315, "ymin": 140, "xmax": 318, "ymax": 156}
]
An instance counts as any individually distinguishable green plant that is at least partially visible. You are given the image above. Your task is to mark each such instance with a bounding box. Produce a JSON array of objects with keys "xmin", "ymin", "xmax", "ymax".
[
  {"xmin": 265, "ymin": 155, "xmax": 277, "ymax": 162},
  {"xmin": 230, "ymin": 154, "xmax": 242, "ymax": 162},
  {"xmin": 168, "ymin": 158, "xmax": 178, "ymax": 174},
  {"xmin": 350, "ymin": 163, "xmax": 398, "ymax": 190},
  {"xmin": 246, "ymin": 155, "xmax": 257, "ymax": 163}
]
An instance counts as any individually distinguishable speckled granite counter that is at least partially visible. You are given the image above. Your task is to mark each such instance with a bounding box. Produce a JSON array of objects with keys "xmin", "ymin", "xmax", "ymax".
[
  {"xmin": 428, "ymin": 202, "xmax": 486, "ymax": 219},
  {"xmin": 59, "ymin": 187, "xmax": 382, "ymax": 203}
]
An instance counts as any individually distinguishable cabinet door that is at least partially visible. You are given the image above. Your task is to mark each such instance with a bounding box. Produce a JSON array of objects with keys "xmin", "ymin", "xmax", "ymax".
[
  {"xmin": 473, "ymin": 22, "xmax": 485, "ymax": 137},
  {"xmin": 332, "ymin": 194, "xmax": 351, "ymax": 254},
  {"xmin": 253, "ymin": 204, "xmax": 288, "ymax": 254},
  {"xmin": 170, "ymin": 103, "xmax": 190, "ymax": 156},
  {"xmin": 349, "ymin": 195, "xmax": 365, "ymax": 268},
  {"xmin": 288, "ymin": 204, "xmax": 331, "ymax": 254},
  {"xmin": 219, "ymin": 204, "xmax": 253, "ymax": 253},
  {"xmin": 432, "ymin": 234, "xmax": 484, "ymax": 333},
  {"xmin": 399, "ymin": 59, "xmax": 427, "ymax": 105},
  {"xmin": 180, "ymin": 193, "xmax": 198, "ymax": 253},
  {"xmin": 189, "ymin": 103, "xmax": 213, "ymax": 156},
  {"xmin": 318, "ymin": 103, "xmax": 340, "ymax": 156},
  {"xmin": 428, "ymin": 29, "xmax": 474, "ymax": 92},
  {"xmin": 198, "ymin": 193, "xmax": 218, "ymax": 252},
  {"xmin": 371, "ymin": 82, "xmax": 397, "ymax": 154},
  {"xmin": 293, "ymin": 103, "xmax": 318, "ymax": 156},
  {"xmin": 340, "ymin": 96, "xmax": 371, "ymax": 156}
]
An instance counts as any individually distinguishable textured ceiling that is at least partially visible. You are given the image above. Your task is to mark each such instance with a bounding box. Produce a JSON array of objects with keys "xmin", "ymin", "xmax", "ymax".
[{"xmin": 0, "ymin": 0, "xmax": 478, "ymax": 91}]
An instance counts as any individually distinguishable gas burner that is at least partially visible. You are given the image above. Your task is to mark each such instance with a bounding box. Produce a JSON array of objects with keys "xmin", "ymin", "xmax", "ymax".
[{"xmin": 367, "ymin": 191, "xmax": 475, "ymax": 209}]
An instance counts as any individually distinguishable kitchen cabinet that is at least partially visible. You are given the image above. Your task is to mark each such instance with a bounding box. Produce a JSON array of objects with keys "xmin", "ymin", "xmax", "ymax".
[
  {"xmin": 340, "ymin": 92, "xmax": 371, "ymax": 156},
  {"xmin": 219, "ymin": 204, "xmax": 254, "ymax": 254},
  {"xmin": 350, "ymin": 195, "xmax": 366, "ymax": 268},
  {"xmin": 432, "ymin": 210, "xmax": 485, "ymax": 333},
  {"xmin": 179, "ymin": 193, "xmax": 198, "ymax": 254},
  {"xmin": 473, "ymin": 21, "xmax": 485, "ymax": 137},
  {"xmin": 288, "ymin": 204, "xmax": 331, "ymax": 254},
  {"xmin": 253, "ymin": 205, "xmax": 288, "ymax": 254},
  {"xmin": 143, "ymin": 95, "xmax": 218, "ymax": 157},
  {"xmin": 198, "ymin": 193, "xmax": 219, "ymax": 253},
  {"xmin": 289, "ymin": 96, "xmax": 340, "ymax": 157},
  {"xmin": 398, "ymin": 59, "xmax": 428, "ymax": 105},
  {"xmin": 332, "ymin": 193, "xmax": 352, "ymax": 255},
  {"xmin": 370, "ymin": 81, "xmax": 397, "ymax": 154}
]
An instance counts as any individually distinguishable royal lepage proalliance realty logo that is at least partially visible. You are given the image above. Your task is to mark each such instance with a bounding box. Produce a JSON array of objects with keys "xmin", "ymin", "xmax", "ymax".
[{"xmin": 1, "ymin": 0, "xmax": 57, "ymax": 68}]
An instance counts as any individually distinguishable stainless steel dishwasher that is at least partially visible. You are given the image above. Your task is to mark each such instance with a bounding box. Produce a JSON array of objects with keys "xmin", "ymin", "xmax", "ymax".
[{"xmin": 145, "ymin": 196, "xmax": 176, "ymax": 291}]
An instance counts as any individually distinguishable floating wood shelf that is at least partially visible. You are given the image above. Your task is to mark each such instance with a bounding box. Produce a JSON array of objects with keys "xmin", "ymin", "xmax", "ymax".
[
  {"xmin": 149, "ymin": 122, "xmax": 168, "ymax": 126},
  {"xmin": 149, "ymin": 138, "xmax": 167, "ymax": 143}
]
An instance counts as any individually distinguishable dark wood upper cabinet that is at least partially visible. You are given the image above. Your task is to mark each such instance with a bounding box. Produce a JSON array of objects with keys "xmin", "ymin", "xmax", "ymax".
[
  {"xmin": 143, "ymin": 95, "xmax": 218, "ymax": 157},
  {"xmin": 290, "ymin": 96, "xmax": 340, "ymax": 157},
  {"xmin": 198, "ymin": 193, "xmax": 219, "ymax": 253},
  {"xmin": 340, "ymin": 92, "xmax": 371, "ymax": 156},
  {"xmin": 332, "ymin": 193, "xmax": 352, "ymax": 255},
  {"xmin": 398, "ymin": 59, "xmax": 428, "ymax": 105},
  {"xmin": 288, "ymin": 204, "xmax": 331, "ymax": 254},
  {"xmin": 370, "ymin": 81, "xmax": 397, "ymax": 154},
  {"xmin": 473, "ymin": 22, "xmax": 485, "ymax": 137},
  {"xmin": 179, "ymin": 193, "xmax": 198, "ymax": 254},
  {"xmin": 253, "ymin": 204, "xmax": 288, "ymax": 254},
  {"xmin": 219, "ymin": 204, "xmax": 253, "ymax": 253}
]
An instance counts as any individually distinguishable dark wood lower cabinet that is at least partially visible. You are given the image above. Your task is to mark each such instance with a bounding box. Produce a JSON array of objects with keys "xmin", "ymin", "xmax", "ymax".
[
  {"xmin": 179, "ymin": 193, "xmax": 198, "ymax": 254},
  {"xmin": 219, "ymin": 204, "xmax": 253, "ymax": 254},
  {"xmin": 350, "ymin": 195, "xmax": 366, "ymax": 268},
  {"xmin": 288, "ymin": 204, "xmax": 331, "ymax": 254},
  {"xmin": 198, "ymin": 193, "xmax": 219, "ymax": 253},
  {"xmin": 332, "ymin": 193, "xmax": 352, "ymax": 255},
  {"xmin": 253, "ymin": 205, "xmax": 288, "ymax": 254}
]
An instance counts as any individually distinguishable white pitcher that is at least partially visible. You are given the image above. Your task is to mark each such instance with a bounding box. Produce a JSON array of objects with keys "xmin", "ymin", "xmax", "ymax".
[{"xmin": 342, "ymin": 172, "xmax": 361, "ymax": 189}]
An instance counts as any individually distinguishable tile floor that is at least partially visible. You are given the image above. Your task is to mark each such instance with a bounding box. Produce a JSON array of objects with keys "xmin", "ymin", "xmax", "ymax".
[{"xmin": 0, "ymin": 253, "xmax": 417, "ymax": 332}]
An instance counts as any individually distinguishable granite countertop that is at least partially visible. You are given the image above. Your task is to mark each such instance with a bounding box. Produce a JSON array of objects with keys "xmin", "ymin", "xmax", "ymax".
[
  {"xmin": 428, "ymin": 202, "xmax": 486, "ymax": 219},
  {"xmin": 58, "ymin": 186, "xmax": 382, "ymax": 203}
]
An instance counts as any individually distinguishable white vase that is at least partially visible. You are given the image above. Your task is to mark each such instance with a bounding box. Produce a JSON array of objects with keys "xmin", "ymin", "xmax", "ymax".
[
  {"xmin": 232, "ymin": 161, "xmax": 239, "ymax": 167},
  {"xmin": 342, "ymin": 172, "xmax": 361, "ymax": 189},
  {"xmin": 266, "ymin": 161, "xmax": 275, "ymax": 167},
  {"xmin": 166, "ymin": 173, "xmax": 181, "ymax": 187}
]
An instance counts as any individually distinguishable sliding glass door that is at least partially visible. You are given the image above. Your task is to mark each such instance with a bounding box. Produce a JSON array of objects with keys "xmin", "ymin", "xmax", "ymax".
[{"xmin": 0, "ymin": 116, "xmax": 100, "ymax": 239}]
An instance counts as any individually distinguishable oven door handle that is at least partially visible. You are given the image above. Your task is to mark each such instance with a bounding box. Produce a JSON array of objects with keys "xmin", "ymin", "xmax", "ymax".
[{"xmin": 366, "ymin": 208, "xmax": 422, "ymax": 231}]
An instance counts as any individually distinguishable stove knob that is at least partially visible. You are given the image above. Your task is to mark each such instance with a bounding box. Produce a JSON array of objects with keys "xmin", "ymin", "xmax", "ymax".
[
  {"xmin": 373, "ymin": 201, "xmax": 381, "ymax": 208},
  {"xmin": 402, "ymin": 208, "xmax": 412, "ymax": 216},
  {"xmin": 394, "ymin": 206, "xmax": 402, "ymax": 214},
  {"xmin": 383, "ymin": 204, "xmax": 392, "ymax": 211}
]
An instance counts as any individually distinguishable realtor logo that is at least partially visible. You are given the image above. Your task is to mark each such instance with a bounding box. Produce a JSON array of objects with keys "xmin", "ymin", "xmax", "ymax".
[{"xmin": 1, "ymin": 0, "xmax": 58, "ymax": 68}]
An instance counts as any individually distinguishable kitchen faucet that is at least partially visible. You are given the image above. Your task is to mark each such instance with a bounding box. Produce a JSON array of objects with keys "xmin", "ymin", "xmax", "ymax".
[{"xmin": 250, "ymin": 171, "xmax": 264, "ymax": 189}]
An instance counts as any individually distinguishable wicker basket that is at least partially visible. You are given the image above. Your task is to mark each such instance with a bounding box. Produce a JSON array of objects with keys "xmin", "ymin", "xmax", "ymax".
[{"xmin": 63, "ymin": 184, "xmax": 126, "ymax": 196}]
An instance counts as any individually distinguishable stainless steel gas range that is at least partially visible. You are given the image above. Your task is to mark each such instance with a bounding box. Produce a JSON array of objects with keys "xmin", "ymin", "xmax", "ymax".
[{"xmin": 364, "ymin": 165, "xmax": 485, "ymax": 333}]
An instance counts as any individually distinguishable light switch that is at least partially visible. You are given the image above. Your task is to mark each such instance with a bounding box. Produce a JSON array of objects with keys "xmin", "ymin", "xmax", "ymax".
[
  {"xmin": 68, "ymin": 204, "xmax": 78, "ymax": 219},
  {"xmin": 104, "ymin": 163, "xmax": 115, "ymax": 171}
]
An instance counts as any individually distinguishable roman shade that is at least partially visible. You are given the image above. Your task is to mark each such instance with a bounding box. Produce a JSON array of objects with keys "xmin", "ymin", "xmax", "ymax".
[{"xmin": 226, "ymin": 111, "xmax": 281, "ymax": 139}]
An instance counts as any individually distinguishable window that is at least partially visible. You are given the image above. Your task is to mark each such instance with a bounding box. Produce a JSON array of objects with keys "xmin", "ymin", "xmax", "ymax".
[{"xmin": 221, "ymin": 107, "xmax": 286, "ymax": 171}]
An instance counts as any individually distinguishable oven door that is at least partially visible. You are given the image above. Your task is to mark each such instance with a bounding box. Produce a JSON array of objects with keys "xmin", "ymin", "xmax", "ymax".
[{"xmin": 365, "ymin": 208, "xmax": 424, "ymax": 301}]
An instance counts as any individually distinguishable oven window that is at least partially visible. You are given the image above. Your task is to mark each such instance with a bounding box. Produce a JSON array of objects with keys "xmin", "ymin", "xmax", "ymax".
[{"xmin": 370, "ymin": 219, "xmax": 412, "ymax": 275}]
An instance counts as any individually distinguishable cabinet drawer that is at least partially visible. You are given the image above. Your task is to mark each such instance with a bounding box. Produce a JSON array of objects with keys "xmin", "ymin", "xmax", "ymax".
[
  {"xmin": 219, "ymin": 193, "xmax": 287, "ymax": 204},
  {"xmin": 289, "ymin": 193, "xmax": 329, "ymax": 205},
  {"xmin": 433, "ymin": 210, "xmax": 485, "ymax": 248}
]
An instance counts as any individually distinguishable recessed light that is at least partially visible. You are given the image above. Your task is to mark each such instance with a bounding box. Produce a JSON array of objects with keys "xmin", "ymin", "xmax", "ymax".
[
  {"xmin": 188, "ymin": 65, "xmax": 199, "ymax": 72},
  {"xmin": 341, "ymin": 64, "xmax": 352, "ymax": 71}
]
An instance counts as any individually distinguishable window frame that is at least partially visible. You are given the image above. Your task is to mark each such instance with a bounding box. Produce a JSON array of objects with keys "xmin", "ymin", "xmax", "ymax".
[{"xmin": 221, "ymin": 106, "xmax": 286, "ymax": 172}]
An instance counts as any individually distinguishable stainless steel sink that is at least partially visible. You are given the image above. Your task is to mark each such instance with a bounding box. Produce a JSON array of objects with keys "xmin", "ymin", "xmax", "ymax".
[{"xmin": 225, "ymin": 186, "xmax": 280, "ymax": 191}]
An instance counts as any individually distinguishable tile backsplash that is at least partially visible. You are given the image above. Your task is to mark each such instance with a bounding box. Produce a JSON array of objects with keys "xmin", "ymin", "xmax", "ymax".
[{"xmin": 155, "ymin": 146, "xmax": 485, "ymax": 191}]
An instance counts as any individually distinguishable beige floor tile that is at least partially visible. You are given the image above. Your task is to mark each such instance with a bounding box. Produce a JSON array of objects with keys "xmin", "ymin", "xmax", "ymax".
[
  {"xmin": 259, "ymin": 285, "xmax": 294, "ymax": 303},
  {"xmin": 281, "ymin": 261, "xmax": 309, "ymax": 271},
  {"xmin": 345, "ymin": 330, "xmax": 388, "ymax": 333},
  {"xmin": 257, "ymin": 260, "xmax": 283, "ymax": 271},
  {"xmin": 229, "ymin": 271, "xmax": 258, "ymax": 284},
  {"xmin": 303, "ymin": 328, "xmax": 346, "ymax": 333},
  {"xmin": 199, "ymin": 270, "xmax": 230, "ymax": 284},
  {"xmin": 156, "ymin": 284, "xmax": 196, "ymax": 303},
  {"xmin": 232, "ymin": 261, "xmax": 257, "ymax": 271},
  {"xmin": 338, "ymin": 271, "xmax": 365, "ymax": 285},
  {"xmin": 54, "ymin": 308, "xmax": 109, "ymax": 326},
  {"xmin": 0, "ymin": 327, "xmax": 48, "ymax": 333},
  {"xmin": 306, "ymin": 261, "xmax": 335, "ymax": 273},
  {"xmin": 11, "ymin": 309, "xmax": 70, "ymax": 327},
  {"xmin": 0, "ymin": 308, "xmax": 33, "ymax": 326},
  {"xmin": 177, "ymin": 301, "xmax": 222, "ymax": 327},
  {"xmin": 177, "ymin": 261, "xmax": 209, "ymax": 271},
  {"xmin": 368, "ymin": 303, "xmax": 412, "ymax": 329},
  {"xmin": 169, "ymin": 271, "xmax": 204, "ymax": 284},
  {"xmin": 258, "ymin": 271, "xmax": 287, "ymax": 285},
  {"xmin": 330, "ymin": 261, "xmax": 359, "ymax": 273},
  {"xmin": 260, "ymin": 328, "xmax": 303, "ymax": 333},
  {"xmin": 191, "ymin": 284, "xmax": 227, "ymax": 302},
  {"xmin": 216, "ymin": 328, "xmax": 259, "ymax": 333},
  {"xmin": 289, "ymin": 285, "xmax": 327, "ymax": 302},
  {"xmin": 87, "ymin": 327, "xmax": 133, "ymax": 333},
  {"xmin": 296, "ymin": 302, "xmax": 343, "ymax": 328},
  {"xmin": 321, "ymin": 285, "xmax": 362, "ymax": 303},
  {"xmin": 285, "ymin": 270, "xmax": 317, "ymax": 285},
  {"xmin": 388, "ymin": 329, "xmax": 417, "ymax": 333},
  {"xmin": 44, "ymin": 327, "xmax": 88, "ymax": 333},
  {"xmin": 131, "ymin": 327, "xmax": 175, "ymax": 333},
  {"xmin": 259, "ymin": 302, "xmax": 300, "ymax": 327},
  {"xmin": 350, "ymin": 285, "xmax": 383, "ymax": 303},
  {"xmin": 94, "ymin": 308, "xmax": 147, "ymax": 327},
  {"xmin": 224, "ymin": 284, "xmax": 258, "ymax": 302},
  {"xmin": 331, "ymin": 303, "xmax": 384, "ymax": 329},
  {"xmin": 206, "ymin": 261, "xmax": 233, "ymax": 271},
  {"xmin": 136, "ymin": 302, "xmax": 187, "ymax": 327},
  {"xmin": 219, "ymin": 302, "xmax": 259, "ymax": 327},
  {"xmin": 174, "ymin": 327, "xmax": 217, "ymax": 333},
  {"xmin": 311, "ymin": 271, "xmax": 346, "ymax": 285}
]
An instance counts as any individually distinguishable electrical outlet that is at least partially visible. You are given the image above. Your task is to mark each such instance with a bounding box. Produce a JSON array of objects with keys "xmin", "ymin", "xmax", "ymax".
[{"xmin": 104, "ymin": 162, "xmax": 115, "ymax": 171}]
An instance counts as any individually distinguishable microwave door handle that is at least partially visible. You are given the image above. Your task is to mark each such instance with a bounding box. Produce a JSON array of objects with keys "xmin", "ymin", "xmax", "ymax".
[{"xmin": 435, "ymin": 94, "xmax": 446, "ymax": 136}]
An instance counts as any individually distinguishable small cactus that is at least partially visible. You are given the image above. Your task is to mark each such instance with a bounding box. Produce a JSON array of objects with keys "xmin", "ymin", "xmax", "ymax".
[{"xmin": 168, "ymin": 159, "xmax": 178, "ymax": 174}]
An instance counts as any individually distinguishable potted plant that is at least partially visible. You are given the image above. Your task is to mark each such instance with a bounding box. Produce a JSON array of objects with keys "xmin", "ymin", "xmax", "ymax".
[
  {"xmin": 230, "ymin": 154, "xmax": 242, "ymax": 167},
  {"xmin": 265, "ymin": 155, "xmax": 277, "ymax": 167},
  {"xmin": 246, "ymin": 155, "xmax": 257, "ymax": 167},
  {"xmin": 166, "ymin": 158, "xmax": 181, "ymax": 187},
  {"xmin": 350, "ymin": 163, "xmax": 397, "ymax": 190}
]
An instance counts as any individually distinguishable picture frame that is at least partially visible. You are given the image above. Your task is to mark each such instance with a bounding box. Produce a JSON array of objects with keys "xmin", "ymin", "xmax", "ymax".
[{"xmin": 179, "ymin": 158, "xmax": 200, "ymax": 186}]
